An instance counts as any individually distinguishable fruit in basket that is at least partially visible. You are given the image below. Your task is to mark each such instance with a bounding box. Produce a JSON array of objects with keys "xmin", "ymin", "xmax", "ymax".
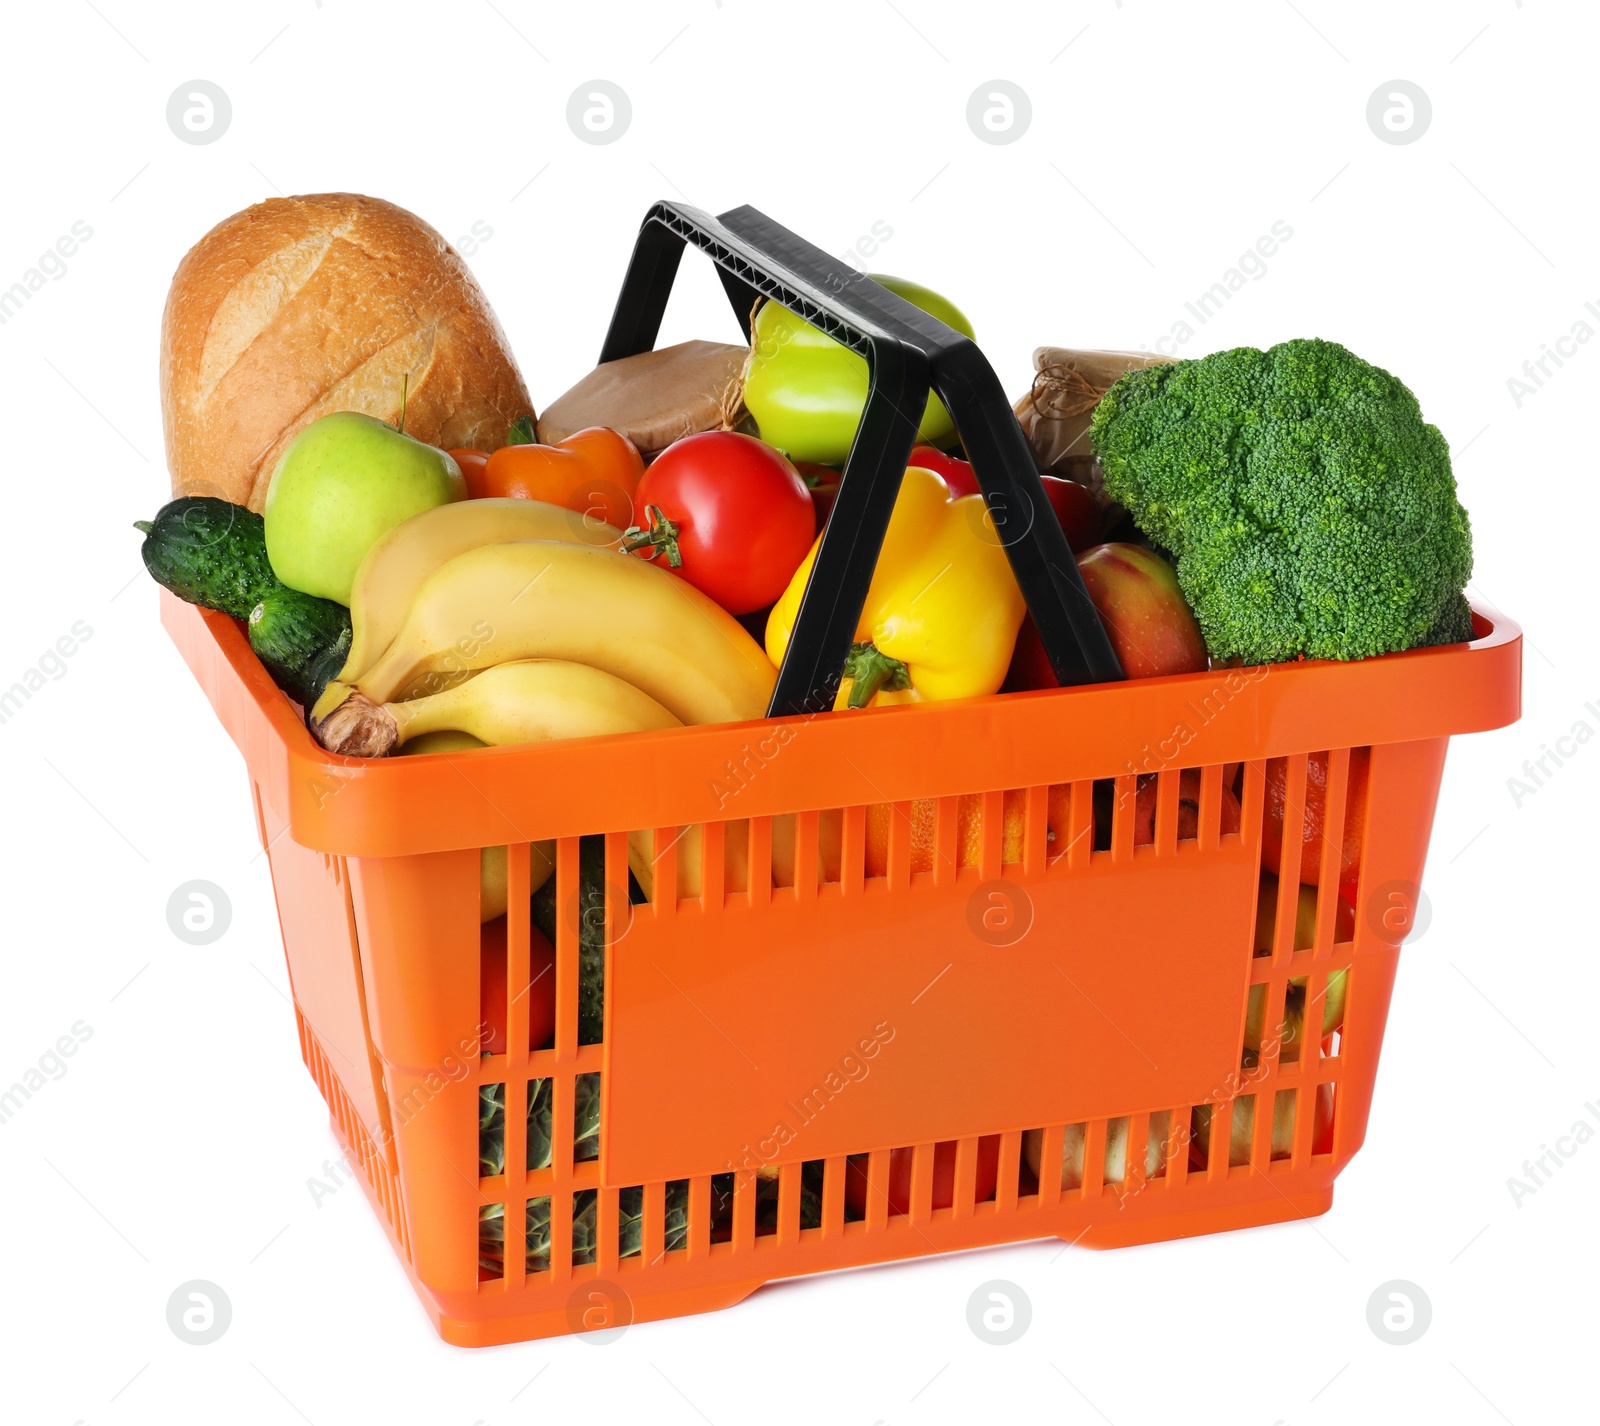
[
  {"xmin": 264, "ymin": 411, "xmax": 466, "ymax": 605},
  {"xmin": 315, "ymin": 658, "xmax": 681, "ymax": 759},
  {"xmin": 1131, "ymin": 768, "xmax": 1242, "ymax": 844},
  {"xmin": 743, "ymin": 277, "xmax": 974, "ymax": 464},
  {"xmin": 479, "ymin": 425, "xmax": 644, "ymax": 531},
  {"xmin": 1262, "ymin": 747, "xmax": 1369, "ymax": 890},
  {"xmin": 316, "ymin": 540, "xmax": 774, "ymax": 744},
  {"xmin": 136, "ymin": 496, "xmax": 352, "ymax": 707},
  {"xmin": 1192, "ymin": 1082, "xmax": 1335, "ymax": 1166},
  {"xmin": 1023, "ymin": 1114, "xmax": 1171, "ymax": 1190},
  {"xmin": 1090, "ymin": 338, "xmax": 1475, "ymax": 663},
  {"xmin": 479, "ymin": 916, "xmax": 557, "ymax": 1054},
  {"xmin": 1003, "ymin": 542, "xmax": 1205, "ymax": 690},
  {"xmin": 1076, "ymin": 544, "xmax": 1209, "ymax": 680},
  {"xmin": 766, "ymin": 465, "xmax": 1025, "ymax": 707},
  {"xmin": 1244, "ymin": 875, "xmax": 1352, "ymax": 1055},
  {"xmin": 337, "ymin": 497, "xmax": 623, "ymax": 684},
  {"xmin": 844, "ymin": 1137, "xmax": 1002, "ymax": 1218},
  {"xmin": 449, "ymin": 448, "xmax": 492, "ymax": 498},
  {"xmin": 623, "ymin": 432, "xmax": 816, "ymax": 615}
]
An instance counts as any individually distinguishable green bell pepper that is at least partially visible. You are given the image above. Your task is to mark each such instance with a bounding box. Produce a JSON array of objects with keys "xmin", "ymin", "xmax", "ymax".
[{"xmin": 743, "ymin": 275, "xmax": 974, "ymax": 465}]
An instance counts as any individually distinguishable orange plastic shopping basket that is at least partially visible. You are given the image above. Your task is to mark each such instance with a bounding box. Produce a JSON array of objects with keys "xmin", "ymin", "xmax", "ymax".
[{"xmin": 163, "ymin": 203, "xmax": 1522, "ymax": 1346}]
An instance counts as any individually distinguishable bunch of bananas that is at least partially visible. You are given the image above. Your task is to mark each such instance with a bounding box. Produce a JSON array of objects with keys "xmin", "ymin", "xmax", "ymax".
[{"xmin": 309, "ymin": 498, "xmax": 776, "ymax": 758}]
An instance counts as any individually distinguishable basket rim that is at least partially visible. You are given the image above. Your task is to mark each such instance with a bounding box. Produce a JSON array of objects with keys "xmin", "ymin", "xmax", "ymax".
[{"xmin": 162, "ymin": 591, "xmax": 1521, "ymax": 858}]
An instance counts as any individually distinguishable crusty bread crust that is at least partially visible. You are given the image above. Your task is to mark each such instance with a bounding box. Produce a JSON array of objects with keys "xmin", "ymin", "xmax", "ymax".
[{"xmin": 161, "ymin": 193, "xmax": 532, "ymax": 510}]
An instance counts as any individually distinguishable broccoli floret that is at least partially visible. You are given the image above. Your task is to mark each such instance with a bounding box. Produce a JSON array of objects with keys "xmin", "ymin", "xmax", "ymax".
[{"xmin": 1090, "ymin": 339, "xmax": 1473, "ymax": 663}]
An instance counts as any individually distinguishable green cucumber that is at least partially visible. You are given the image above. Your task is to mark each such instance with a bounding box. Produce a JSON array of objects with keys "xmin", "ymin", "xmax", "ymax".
[
  {"xmin": 138, "ymin": 495, "xmax": 352, "ymax": 708},
  {"xmin": 136, "ymin": 497, "xmax": 276, "ymax": 620},
  {"xmin": 247, "ymin": 588, "xmax": 352, "ymax": 708}
]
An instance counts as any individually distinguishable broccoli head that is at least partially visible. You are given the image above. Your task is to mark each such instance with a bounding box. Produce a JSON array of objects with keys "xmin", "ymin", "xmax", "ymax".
[{"xmin": 1090, "ymin": 338, "xmax": 1473, "ymax": 663}]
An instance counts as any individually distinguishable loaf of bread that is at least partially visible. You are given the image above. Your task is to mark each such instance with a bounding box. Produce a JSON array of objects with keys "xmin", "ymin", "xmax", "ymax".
[{"xmin": 161, "ymin": 193, "xmax": 532, "ymax": 511}]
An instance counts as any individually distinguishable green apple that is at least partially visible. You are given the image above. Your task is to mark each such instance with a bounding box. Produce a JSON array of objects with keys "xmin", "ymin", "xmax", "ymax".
[{"xmin": 264, "ymin": 412, "xmax": 466, "ymax": 604}]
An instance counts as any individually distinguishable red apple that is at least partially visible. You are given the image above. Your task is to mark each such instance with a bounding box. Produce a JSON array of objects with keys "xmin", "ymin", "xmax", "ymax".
[{"xmin": 1075, "ymin": 543, "xmax": 1209, "ymax": 680}]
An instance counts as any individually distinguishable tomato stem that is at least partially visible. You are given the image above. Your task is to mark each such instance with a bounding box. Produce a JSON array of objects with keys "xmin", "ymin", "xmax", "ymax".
[
  {"xmin": 843, "ymin": 641, "xmax": 911, "ymax": 709},
  {"xmin": 621, "ymin": 505, "xmax": 683, "ymax": 568}
]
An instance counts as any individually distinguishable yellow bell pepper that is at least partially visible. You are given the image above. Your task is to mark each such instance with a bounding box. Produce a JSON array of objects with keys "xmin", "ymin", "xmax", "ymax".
[{"xmin": 765, "ymin": 465, "xmax": 1026, "ymax": 708}]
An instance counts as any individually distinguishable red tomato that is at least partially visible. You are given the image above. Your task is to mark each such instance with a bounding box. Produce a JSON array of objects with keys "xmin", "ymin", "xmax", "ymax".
[
  {"xmin": 480, "ymin": 427, "xmax": 644, "ymax": 529},
  {"xmin": 908, "ymin": 444, "xmax": 979, "ymax": 498},
  {"xmin": 844, "ymin": 1137, "xmax": 1002, "ymax": 1218},
  {"xmin": 479, "ymin": 917, "xmax": 557, "ymax": 1054},
  {"xmin": 449, "ymin": 448, "xmax": 493, "ymax": 501},
  {"xmin": 1041, "ymin": 475, "xmax": 1101, "ymax": 552},
  {"xmin": 626, "ymin": 431, "xmax": 815, "ymax": 615}
]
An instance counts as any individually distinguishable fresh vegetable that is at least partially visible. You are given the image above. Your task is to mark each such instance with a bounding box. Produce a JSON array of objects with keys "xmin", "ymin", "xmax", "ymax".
[
  {"xmin": 136, "ymin": 497, "xmax": 277, "ymax": 617},
  {"xmin": 337, "ymin": 497, "xmax": 622, "ymax": 685},
  {"xmin": 744, "ymin": 277, "xmax": 974, "ymax": 464},
  {"xmin": 136, "ymin": 496, "xmax": 352, "ymax": 708},
  {"xmin": 312, "ymin": 658, "xmax": 680, "ymax": 759},
  {"xmin": 449, "ymin": 448, "xmax": 492, "ymax": 499},
  {"xmin": 247, "ymin": 586, "xmax": 353, "ymax": 707},
  {"xmin": 263, "ymin": 411, "xmax": 466, "ymax": 605},
  {"xmin": 622, "ymin": 431, "xmax": 815, "ymax": 615},
  {"xmin": 845, "ymin": 1137, "xmax": 1001, "ymax": 1217},
  {"xmin": 1262, "ymin": 747, "xmax": 1369, "ymax": 891},
  {"xmin": 479, "ymin": 426, "xmax": 643, "ymax": 530},
  {"xmin": 1090, "ymin": 338, "xmax": 1474, "ymax": 663},
  {"xmin": 317, "ymin": 540, "xmax": 775, "ymax": 730},
  {"xmin": 766, "ymin": 465, "xmax": 1025, "ymax": 707},
  {"xmin": 908, "ymin": 444, "xmax": 978, "ymax": 498},
  {"xmin": 531, "ymin": 834, "xmax": 610, "ymax": 1046}
]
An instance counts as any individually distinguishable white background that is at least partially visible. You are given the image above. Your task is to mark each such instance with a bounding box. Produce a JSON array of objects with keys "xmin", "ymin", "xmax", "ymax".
[{"xmin": 1, "ymin": 1, "xmax": 1594, "ymax": 1422}]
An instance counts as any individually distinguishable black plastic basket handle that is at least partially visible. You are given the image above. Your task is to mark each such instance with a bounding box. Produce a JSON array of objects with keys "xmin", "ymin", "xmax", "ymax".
[{"xmin": 599, "ymin": 201, "xmax": 1125, "ymax": 717}]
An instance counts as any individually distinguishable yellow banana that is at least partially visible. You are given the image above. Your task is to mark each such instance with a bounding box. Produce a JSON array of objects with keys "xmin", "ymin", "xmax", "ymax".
[
  {"xmin": 339, "ymin": 499, "xmax": 623, "ymax": 684},
  {"xmin": 388, "ymin": 659, "xmax": 680, "ymax": 747},
  {"xmin": 389, "ymin": 705, "xmax": 566, "ymax": 923},
  {"xmin": 348, "ymin": 540, "xmax": 776, "ymax": 724}
]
